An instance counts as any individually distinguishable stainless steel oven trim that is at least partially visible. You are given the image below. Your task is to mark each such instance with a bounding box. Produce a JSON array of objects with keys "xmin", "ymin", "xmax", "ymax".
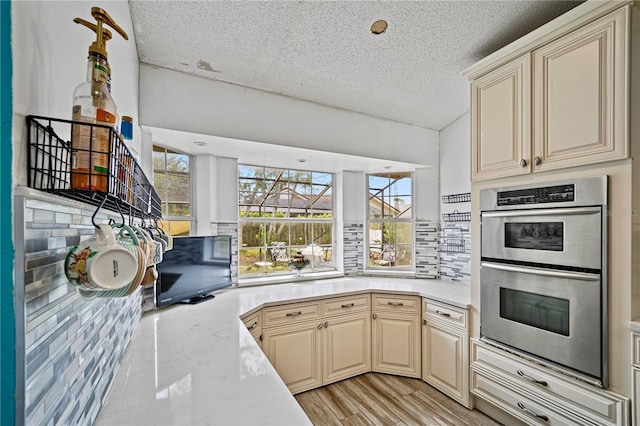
[
  {"xmin": 481, "ymin": 262, "xmax": 600, "ymax": 281},
  {"xmin": 481, "ymin": 206, "xmax": 602, "ymax": 218}
]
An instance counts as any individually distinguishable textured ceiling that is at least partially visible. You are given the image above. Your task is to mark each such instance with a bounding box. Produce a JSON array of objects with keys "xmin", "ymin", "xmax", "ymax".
[{"xmin": 129, "ymin": 0, "xmax": 582, "ymax": 131}]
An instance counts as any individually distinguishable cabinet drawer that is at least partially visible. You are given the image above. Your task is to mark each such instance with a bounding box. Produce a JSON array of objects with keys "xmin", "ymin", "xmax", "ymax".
[
  {"xmin": 424, "ymin": 299, "xmax": 467, "ymax": 330},
  {"xmin": 471, "ymin": 369, "xmax": 575, "ymax": 425},
  {"xmin": 322, "ymin": 293, "xmax": 370, "ymax": 317},
  {"xmin": 472, "ymin": 340, "xmax": 629, "ymax": 425},
  {"xmin": 262, "ymin": 301, "xmax": 321, "ymax": 328},
  {"xmin": 372, "ymin": 293, "xmax": 421, "ymax": 314},
  {"xmin": 241, "ymin": 310, "xmax": 262, "ymax": 333}
]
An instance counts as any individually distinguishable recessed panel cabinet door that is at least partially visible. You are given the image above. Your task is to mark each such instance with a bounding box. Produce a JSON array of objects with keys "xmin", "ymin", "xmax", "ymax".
[
  {"xmin": 323, "ymin": 312, "xmax": 371, "ymax": 385},
  {"xmin": 533, "ymin": 6, "xmax": 628, "ymax": 171},
  {"xmin": 263, "ymin": 321, "xmax": 322, "ymax": 394},
  {"xmin": 371, "ymin": 312, "xmax": 421, "ymax": 378},
  {"xmin": 422, "ymin": 321, "xmax": 469, "ymax": 407},
  {"xmin": 471, "ymin": 54, "xmax": 531, "ymax": 181}
]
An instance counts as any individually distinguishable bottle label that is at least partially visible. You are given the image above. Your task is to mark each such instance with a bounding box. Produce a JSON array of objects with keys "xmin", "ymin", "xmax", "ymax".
[
  {"xmin": 94, "ymin": 108, "xmax": 116, "ymax": 174},
  {"xmin": 92, "ymin": 63, "xmax": 108, "ymax": 84}
]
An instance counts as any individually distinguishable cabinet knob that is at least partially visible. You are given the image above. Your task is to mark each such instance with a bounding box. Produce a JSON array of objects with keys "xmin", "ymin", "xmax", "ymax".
[
  {"xmin": 324, "ymin": 321, "xmax": 329, "ymax": 329},
  {"xmin": 259, "ymin": 334, "xmax": 263, "ymax": 341},
  {"xmin": 372, "ymin": 313, "xmax": 377, "ymax": 320},
  {"xmin": 422, "ymin": 319, "xmax": 427, "ymax": 325},
  {"xmin": 534, "ymin": 156, "xmax": 542, "ymax": 166},
  {"xmin": 520, "ymin": 159, "xmax": 528, "ymax": 168},
  {"xmin": 318, "ymin": 323, "xmax": 324, "ymax": 329}
]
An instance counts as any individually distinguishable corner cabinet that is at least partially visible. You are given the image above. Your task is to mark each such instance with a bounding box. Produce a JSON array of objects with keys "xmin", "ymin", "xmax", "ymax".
[
  {"xmin": 262, "ymin": 294, "xmax": 371, "ymax": 394},
  {"xmin": 422, "ymin": 299, "xmax": 470, "ymax": 408},
  {"xmin": 371, "ymin": 293, "xmax": 422, "ymax": 378},
  {"xmin": 469, "ymin": 5, "xmax": 629, "ymax": 182}
]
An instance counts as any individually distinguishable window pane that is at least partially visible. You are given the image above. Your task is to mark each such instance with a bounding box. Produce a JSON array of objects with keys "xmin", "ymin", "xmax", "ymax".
[
  {"xmin": 168, "ymin": 202, "xmax": 190, "ymax": 216},
  {"xmin": 160, "ymin": 220, "xmax": 191, "ymax": 237},
  {"xmin": 368, "ymin": 221, "xmax": 412, "ymax": 268},
  {"xmin": 240, "ymin": 222, "xmax": 263, "ymax": 248},
  {"xmin": 166, "ymin": 152, "xmax": 189, "ymax": 173},
  {"xmin": 152, "ymin": 151, "xmax": 165, "ymax": 171}
]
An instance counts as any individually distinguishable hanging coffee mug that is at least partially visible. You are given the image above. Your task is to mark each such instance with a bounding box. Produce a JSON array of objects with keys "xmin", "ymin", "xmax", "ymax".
[{"xmin": 65, "ymin": 224, "xmax": 138, "ymax": 290}]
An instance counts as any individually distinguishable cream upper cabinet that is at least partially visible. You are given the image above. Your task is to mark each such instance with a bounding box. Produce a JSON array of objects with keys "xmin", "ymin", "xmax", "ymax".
[
  {"xmin": 470, "ymin": 5, "xmax": 629, "ymax": 182},
  {"xmin": 533, "ymin": 6, "xmax": 628, "ymax": 171},
  {"xmin": 471, "ymin": 54, "xmax": 531, "ymax": 181}
]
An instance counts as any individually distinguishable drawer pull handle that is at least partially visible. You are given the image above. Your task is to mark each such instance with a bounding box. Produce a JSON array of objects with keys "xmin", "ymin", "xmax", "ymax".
[
  {"xmin": 435, "ymin": 310, "xmax": 451, "ymax": 317},
  {"xmin": 286, "ymin": 311, "xmax": 303, "ymax": 317},
  {"xmin": 341, "ymin": 303, "xmax": 355, "ymax": 308},
  {"xmin": 517, "ymin": 402, "xmax": 548, "ymax": 422},
  {"xmin": 517, "ymin": 370, "xmax": 548, "ymax": 386},
  {"xmin": 246, "ymin": 321, "xmax": 258, "ymax": 331},
  {"xmin": 388, "ymin": 302, "xmax": 404, "ymax": 307}
]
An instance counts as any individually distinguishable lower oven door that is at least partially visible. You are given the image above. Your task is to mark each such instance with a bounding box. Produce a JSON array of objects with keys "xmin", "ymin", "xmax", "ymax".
[{"xmin": 480, "ymin": 261, "xmax": 604, "ymax": 384}]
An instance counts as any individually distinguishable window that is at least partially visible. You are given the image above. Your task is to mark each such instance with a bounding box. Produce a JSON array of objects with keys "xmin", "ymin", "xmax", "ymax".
[
  {"xmin": 153, "ymin": 146, "xmax": 193, "ymax": 236},
  {"xmin": 368, "ymin": 172, "xmax": 413, "ymax": 269},
  {"xmin": 238, "ymin": 165, "xmax": 334, "ymax": 276}
]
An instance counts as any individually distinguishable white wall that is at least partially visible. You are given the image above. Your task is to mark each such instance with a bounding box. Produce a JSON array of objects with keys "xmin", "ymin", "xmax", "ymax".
[
  {"xmin": 139, "ymin": 65, "xmax": 439, "ymax": 167},
  {"xmin": 12, "ymin": 0, "xmax": 140, "ymax": 186},
  {"xmin": 439, "ymin": 112, "xmax": 470, "ymax": 212}
]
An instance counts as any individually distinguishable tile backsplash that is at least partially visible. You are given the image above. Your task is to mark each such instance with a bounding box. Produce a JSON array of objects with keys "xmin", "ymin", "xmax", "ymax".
[{"xmin": 17, "ymin": 193, "xmax": 141, "ymax": 425}]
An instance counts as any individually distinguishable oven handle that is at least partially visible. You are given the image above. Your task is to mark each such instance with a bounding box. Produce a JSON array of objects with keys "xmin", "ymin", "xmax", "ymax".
[
  {"xmin": 481, "ymin": 206, "xmax": 601, "ymax": 218},
  {"xmin": 481, "ymin": 262, "xmax": 600, "ymax": 281}
]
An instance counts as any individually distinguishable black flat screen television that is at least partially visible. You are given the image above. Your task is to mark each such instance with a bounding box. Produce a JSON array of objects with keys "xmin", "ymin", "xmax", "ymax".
[{"xmin": 156, "ymin": 235, "xmax": 232, "ymax": 307}]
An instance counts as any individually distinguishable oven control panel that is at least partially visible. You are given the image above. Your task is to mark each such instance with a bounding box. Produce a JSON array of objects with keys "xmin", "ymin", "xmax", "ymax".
[{"xmin": 497, "ymin": 184, "xmax": 575, "ymax": 206}]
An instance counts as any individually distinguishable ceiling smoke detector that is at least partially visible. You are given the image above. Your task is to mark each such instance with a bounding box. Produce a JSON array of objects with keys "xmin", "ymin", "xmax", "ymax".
[{"xmin": 371, "ymin": 20, "xmax": 388, "ymax": 35}]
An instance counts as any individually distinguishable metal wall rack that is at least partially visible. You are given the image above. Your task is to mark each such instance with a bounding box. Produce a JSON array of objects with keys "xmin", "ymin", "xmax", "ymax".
[
  {"xmin": 442, "ymin": 210, "xmax": 471, "ymax": 222},
  {"xmin": 26, "ymin": 115, "xmax": 161, "ymax": 223},
  {"xmin": 441, "ymin": 192, "xmax": 471, "ymax": 204}
]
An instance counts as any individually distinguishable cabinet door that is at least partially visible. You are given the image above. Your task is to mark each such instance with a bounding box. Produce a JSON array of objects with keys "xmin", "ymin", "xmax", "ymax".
[
  {"xmin": 371, "ymin": 312, "xmax": 421, "ymax": 378},
  {"xmin": 263, "ymin": 321, "xmax": 323, "ymax": 394},
  {"xmin": 533, "ymin": 6, "xmax": 628, "ymax": 171},
  {"xmin": 422, "ymin": 320, "xmax": 469, "ymax": 407},
  {"xmin": 323, "ymin": 312, "xmax": 371, "ymax": 385},
  {"xmin": 471, "ymin": 54, "xmax": 531, "ymax": 181}
]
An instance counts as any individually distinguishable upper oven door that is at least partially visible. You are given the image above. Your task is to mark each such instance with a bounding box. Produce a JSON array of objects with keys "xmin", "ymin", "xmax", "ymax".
[{"xmin": 481, "ymin": 206, "xmax": 602, "ymax": 270}]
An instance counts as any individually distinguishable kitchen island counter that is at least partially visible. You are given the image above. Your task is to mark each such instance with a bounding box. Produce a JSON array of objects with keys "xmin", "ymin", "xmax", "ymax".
[{"xmin": 95, "ymin": 276, "xmax": 470, "ymax": 425}]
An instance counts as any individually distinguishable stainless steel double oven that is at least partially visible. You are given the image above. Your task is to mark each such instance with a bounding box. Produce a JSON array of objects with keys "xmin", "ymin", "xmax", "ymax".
[{"xmin": 480, "ymin": 176, "xmax": 608, "ymax": 387}]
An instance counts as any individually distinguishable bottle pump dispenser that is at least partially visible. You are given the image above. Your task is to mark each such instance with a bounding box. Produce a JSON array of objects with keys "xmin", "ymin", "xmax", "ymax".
[{"xmin": 71, "ymin": 8, "xmax": 128, "ymax": 192}]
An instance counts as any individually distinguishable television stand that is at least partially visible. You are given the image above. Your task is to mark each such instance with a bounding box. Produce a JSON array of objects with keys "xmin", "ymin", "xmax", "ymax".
[{"xmin": 179, "ymin": 294, "xmax": 215, "ymax": 305}]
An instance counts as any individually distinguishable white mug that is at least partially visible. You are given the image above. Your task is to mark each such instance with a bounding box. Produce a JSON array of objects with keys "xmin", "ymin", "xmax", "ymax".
[{"xmin": 65, "ymin": 224, "xmax": 138, "ymax": 290}]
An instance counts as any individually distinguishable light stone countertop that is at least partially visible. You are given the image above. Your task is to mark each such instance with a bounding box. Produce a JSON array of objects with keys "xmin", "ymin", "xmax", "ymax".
[{"xmin": 95, "ymin": 276, "xmax": 470, "ymax": 425}]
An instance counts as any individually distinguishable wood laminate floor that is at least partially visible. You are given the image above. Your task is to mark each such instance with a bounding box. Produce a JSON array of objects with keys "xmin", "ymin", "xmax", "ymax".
[{"xmin": 294, "ymin": 373, "xmax": 501, "ymax": 426}]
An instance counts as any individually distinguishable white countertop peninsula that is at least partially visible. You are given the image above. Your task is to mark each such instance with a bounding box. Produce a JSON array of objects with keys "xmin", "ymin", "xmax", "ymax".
[{"xmin": 95, "ymin": 277, "xmax": 470, "ymax": 425}]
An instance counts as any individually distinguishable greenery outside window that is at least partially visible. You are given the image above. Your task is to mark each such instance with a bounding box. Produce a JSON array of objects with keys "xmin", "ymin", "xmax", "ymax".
[
  {"xmin": 367, "ymin": 172, "xmax": 413, "ymax": 270},
  {"xmin": 153, "ymin": 145, "xmax": 193, "ymax": 236},
  {"xmin": 238, "ymin": 165, "xmax": 334, "ymax": 276}
]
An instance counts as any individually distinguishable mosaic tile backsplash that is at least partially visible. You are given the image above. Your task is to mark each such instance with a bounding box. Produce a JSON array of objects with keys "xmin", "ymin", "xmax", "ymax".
[
  {"xmin": 343, "ymin": 223, "xmax": 364, "ymax": 275},
  {"xmin": 18, "ymin": 195, "xmax": 141, "ymax": 425},
  {"xmin": 415, "ymin": 221, "xmax": 440, "ymax": 279},
  {"xmin": 439, "ymin": 222, "xmax": 471, "ymax": 283}
]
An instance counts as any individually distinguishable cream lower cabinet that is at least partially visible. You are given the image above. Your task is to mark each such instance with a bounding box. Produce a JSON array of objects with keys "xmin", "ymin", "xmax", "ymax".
[
  {"xmin": 263, "ymin": 294, "xmax": 371, "ymax": 394},
  {"xmin": 422, "ymin": 299, "xmax": 470, "ymax": 408},
  {"xmin": 371, "ymin": 293, "xmax": 421, "ymax": 378},
  {"xmin": 471, "ymin": 339, "xmax": 629, "ymax": 425},
  {"xmin": 468, "ymin": 5, "xmax": 629, "ymax": 182},
  {"xmin": 241, "ymin": 310, "xmax": 263, "ymax": 349},
  {"xmin": 263, "ymin": 320, "xmax": 323, "ymax": 394},
  {"xmin": 631, "ymin": 329, "xmax": 640, "ymax": 425}
]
